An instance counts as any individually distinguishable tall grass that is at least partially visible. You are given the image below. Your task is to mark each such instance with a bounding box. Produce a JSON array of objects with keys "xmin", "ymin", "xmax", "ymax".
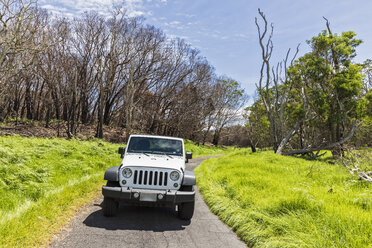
[
  {"xmin": 195, "ymin": 150, "xmax": 372, "ymax": 248},
  {"xmin": 184, "ymin": 140, "xmax": 237, "ymax": 157},
  {"xmin": 0, "ymin": 136, "xmax": 230, "ymax": 247},
  {"xmin": 0, "ymin": 136, "xmax": 121, "ymax": 247}
]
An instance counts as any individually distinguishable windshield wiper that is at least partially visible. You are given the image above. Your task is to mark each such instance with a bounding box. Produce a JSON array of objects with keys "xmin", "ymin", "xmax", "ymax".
[
  {"xmin": 152, "ymin": 151, "xmax": 173, "ymax": 159},
  {"xmin": 128, "ymin": 150, "xmax": 150, "ymax": 156}
]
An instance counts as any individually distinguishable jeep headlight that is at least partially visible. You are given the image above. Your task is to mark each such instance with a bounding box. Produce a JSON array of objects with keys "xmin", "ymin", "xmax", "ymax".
[
  {"xmin": 122, "ymin": 168, "xmax": 132, "ymax": 178},
  {"xmin": 170, "ymin": 171, "xmax": 180, "ymax": 181}
]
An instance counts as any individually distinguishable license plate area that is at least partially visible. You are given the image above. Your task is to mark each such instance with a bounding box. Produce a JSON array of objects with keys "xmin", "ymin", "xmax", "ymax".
[{"xmin": 140, "ymin": 192, "xmax": 157, "ymax": 202}]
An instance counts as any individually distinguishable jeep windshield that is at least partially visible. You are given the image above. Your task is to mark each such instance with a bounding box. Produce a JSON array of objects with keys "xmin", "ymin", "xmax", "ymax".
[{"xmin": 127, "ymin": 137, "xmax": 183, "ymax": 157}]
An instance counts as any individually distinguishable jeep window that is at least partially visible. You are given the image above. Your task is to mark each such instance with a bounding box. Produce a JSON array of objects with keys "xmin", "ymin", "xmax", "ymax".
[{"xmin": 127, "ymin": 137, "xmax": 183, "ymax": 156}]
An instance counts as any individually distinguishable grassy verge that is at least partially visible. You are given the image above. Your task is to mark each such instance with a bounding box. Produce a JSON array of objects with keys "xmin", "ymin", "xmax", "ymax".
[
  {"xmin": 0, "ymin": 135, "xmax": 232, "ymax": 247},
  {"xmin": 195, "ymin": 150, "xmax": 372, "ymax": 248},
  {"xmin": 184, "ymin": 140, "xmax": 238, "ymax": 157},
  {"xmin": 0, "ymin": 136, "xmax": 121, "ymax": 247}
]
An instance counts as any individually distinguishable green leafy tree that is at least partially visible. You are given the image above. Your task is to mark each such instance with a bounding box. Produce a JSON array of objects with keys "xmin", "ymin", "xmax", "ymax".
[
  {"xmin": 210, "ymin": 78, "xmax": 246, "ymax": 146},
  {"xmin": 285, "ymin": 22, "xmax": 365, "ymax": 154},
  {"xmin": 244, "ymin": 98, "xmax": 271, "ymax": 152}
]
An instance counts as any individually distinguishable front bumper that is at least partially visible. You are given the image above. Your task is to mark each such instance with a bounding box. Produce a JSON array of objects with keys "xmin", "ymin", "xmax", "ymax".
[{"xmin": 102, "ymin": 186, "xmax": 194, "ymax": 204}]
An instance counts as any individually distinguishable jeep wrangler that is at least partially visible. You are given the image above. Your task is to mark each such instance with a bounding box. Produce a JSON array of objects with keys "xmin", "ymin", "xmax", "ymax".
[{"xmin": 102, "ymin": 134, "xmax": 195, "ymax": 220}]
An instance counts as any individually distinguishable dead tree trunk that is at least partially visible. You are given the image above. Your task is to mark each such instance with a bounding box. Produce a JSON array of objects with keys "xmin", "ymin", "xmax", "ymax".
[
  {"xmin": 341, "ymin": 148, "xmax": 372, "ymax": 183},
  {"xmin": 276, "ymin": 122, "xmax": 300, "ymax": 154},
  {"xmin": 255, "ymin": 9, "xmax": 300, "ymax": 153},
  {"xmin": 282, "ymin": 121, "xmax": 357, "ymax": 156}
]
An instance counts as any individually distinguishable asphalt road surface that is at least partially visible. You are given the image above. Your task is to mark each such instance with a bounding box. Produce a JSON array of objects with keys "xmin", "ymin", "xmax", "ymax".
[{"xmin": 50, "ymin": 156, "xmax": 246, "ymax": 248}]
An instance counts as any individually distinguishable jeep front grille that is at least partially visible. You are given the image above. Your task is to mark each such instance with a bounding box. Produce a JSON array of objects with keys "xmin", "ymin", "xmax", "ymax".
[
  {"xmin": 133, "ymin": 170, "xmax": 168, "ymax": 186},
  {"xmin": 120, "ymin": 167, "xmax": 181, "ymax": 190}
]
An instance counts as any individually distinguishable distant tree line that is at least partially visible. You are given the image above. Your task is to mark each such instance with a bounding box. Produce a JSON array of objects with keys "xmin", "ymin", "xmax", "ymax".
[
  {"xmin": 245, "ymin": 9, "xmax": 372, "ymax": 155},
  {"xmin": 0, "ymin": 0, "xmax": 246, "ymax": 144}
]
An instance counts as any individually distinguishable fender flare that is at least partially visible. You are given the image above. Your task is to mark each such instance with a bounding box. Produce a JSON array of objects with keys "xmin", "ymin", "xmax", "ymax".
[
  {"xmin": 182, "ymin": 170, "xmax": 196, "ymax": 186},
  {"xmin": 104, "ymin": 166, "xmax": 120, "ymax": 182}
]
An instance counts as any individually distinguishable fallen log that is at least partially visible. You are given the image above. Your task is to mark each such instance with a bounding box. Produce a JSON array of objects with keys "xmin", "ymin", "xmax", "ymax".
[
  {"xmin": 281, "ymin": 121, "xmax": 357, "ymax": 156},
  {"xmin": 341, "ymin": 147, "xmax": 372, "ymax": 183},
  {"xmin": 276, "ymin": 122, "xmax": 299, "ymax": 155}
]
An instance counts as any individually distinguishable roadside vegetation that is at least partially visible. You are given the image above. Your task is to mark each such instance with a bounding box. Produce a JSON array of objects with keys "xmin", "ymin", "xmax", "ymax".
[
  {"xmin": 246, "ymin": 10, "xmax": 371, "ymax": 157},
  {"xmin": 0, "ymin": 135, "xmax": 229, "ymax": 247},
  {"xmin": 195, "ymin": 150, "xmax": 372, "ymax": 248},
  {"xmin": 184, "ymin": 140, "xmax": 238, "ymax": 157},
  {"xmin": 0, "ymin": 0, "xmax": 245, "ymax": 146},
  {"xmin": 0, "ymin": 136, "xmax": 121, "ymax": 247}
]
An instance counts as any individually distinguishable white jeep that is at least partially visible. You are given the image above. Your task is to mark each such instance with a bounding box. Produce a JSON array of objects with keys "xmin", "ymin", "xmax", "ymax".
[{"xmin": 102, "ymin": 134, "xmax": 195, "ymax": 220}]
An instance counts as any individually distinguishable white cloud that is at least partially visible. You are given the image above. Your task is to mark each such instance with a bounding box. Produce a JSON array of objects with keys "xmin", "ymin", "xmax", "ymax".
[
  {"xmin": 39, "ymin": 0, "xmax": 147, "ymax": 18},
  {"xmin": 167, "ymin": 34, "xmax": 189, "ymax": 41},
  {"xmin": 127, "ymin": 10, "xmax": 145, "ymax": 17},
  {"xmin": 176, "ymin": 13, "xmax": 195, "ymax": 18},
  {"xmin": 236, "ymin": 33, "xmax": 248, "ymax": 38},
  {"xmin": 123, "ymin": 0, "xmax": 145, "ymax": 17},
  {"xmin": 41, "ymin": 4, "xmax": 69, "ymax": 12},
  {"xmin": 163, "ymin": 20, "xmax": 181, "ymax": 26}
]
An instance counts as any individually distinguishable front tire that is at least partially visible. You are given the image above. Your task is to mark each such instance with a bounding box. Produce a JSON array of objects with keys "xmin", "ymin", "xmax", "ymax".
[
  {"xmin": 103, "ymin": 197, "xmax": 118, "ymax": 217},
  {"xmin": 178, "ymin": 201, "xmax": 195, "ymax": 220}
]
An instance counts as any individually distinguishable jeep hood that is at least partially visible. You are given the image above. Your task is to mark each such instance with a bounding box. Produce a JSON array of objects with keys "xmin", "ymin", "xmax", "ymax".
[{"xmin": 121, "ymin": 153, "xmax": 185, "ymax": 171}]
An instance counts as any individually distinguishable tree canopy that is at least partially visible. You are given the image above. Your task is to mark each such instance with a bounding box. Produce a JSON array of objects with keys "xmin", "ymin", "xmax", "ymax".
[{"xmin": 248, "ymin": 11, "xmax": 371, "ymax": 155}]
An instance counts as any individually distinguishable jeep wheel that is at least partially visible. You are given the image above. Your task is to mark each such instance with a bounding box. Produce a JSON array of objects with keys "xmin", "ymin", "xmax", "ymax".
[
  {"xmin": 103, "ymin": 197, "xmax": 118, "ymax": 217},
  {"xmin": 178, "ymin": 201, "xmax": 195, "ymax": 220}
]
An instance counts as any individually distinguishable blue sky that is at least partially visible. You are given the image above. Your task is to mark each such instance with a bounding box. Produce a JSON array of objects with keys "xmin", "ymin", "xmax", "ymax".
[{"xmin": 40, "ymin": 0, "xmax": 372, "ymax": 101}]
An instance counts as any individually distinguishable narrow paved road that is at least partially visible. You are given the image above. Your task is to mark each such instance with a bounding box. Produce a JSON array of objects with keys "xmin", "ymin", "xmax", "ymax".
[{"xmin": 50, "ymin": 157, "xmax": 246, "ymax": 248}]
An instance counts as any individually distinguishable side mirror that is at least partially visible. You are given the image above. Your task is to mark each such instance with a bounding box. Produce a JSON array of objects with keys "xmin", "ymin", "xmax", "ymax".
[
  {"xmin": 118, "ymin": 147, "xmax": 125, "ymax": 158},
  {"xmin": 186, "ymin": 152, "xmax": 192, "ymax": 163}
]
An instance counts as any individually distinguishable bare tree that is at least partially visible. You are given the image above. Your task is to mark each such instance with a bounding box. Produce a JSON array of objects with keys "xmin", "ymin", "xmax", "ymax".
[
  {"xmin": 0, "ymin": 1, "xmax": 49, "ymax": 120},
  {"xmin": 255, "ymin": 8, "xmax": 299, "ymax": 153},
  {"xmin": 207, "ymin": 78, "xmax": 246, "ymax": 145},
  {"xmin": 0, "ymin": 2, "xmax": 247, "ymax": 144}
]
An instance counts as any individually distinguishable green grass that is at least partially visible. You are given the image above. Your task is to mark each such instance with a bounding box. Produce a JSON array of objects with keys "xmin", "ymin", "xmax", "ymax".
[
  {"xmin": 0, "ymin": 135, "xmax": 231, "ymax": 247},
  {"xmin": 184, "ymin": 140, "xmax": 238, "ymax": 157},
  {"xmin": 195, "ymin": 150, "xmax": 372, "ymax": 248},
  {"xmin": 0, "ymin": 136, "xmax": 121, "ymax": 247}
]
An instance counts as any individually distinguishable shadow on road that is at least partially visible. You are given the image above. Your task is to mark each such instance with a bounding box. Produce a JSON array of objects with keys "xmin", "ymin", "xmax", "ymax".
[{"xmin": 83, "ymin": 202, "xmax": 190, "ymax": 232}]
